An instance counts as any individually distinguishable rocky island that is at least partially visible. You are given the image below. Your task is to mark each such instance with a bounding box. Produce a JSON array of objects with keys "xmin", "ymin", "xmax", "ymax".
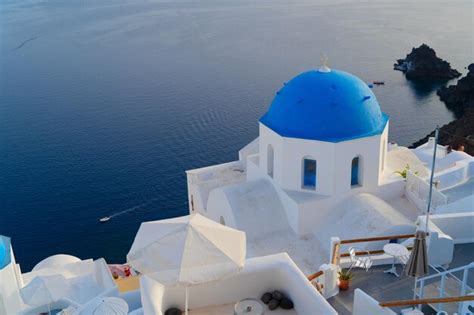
[
  {"xmin": 411, "ymin": 63, "xmax": 474, "ymax": 155},
  {"xmin": 394, "ymin": 44, "xmax": 461, "ymax": 80}
]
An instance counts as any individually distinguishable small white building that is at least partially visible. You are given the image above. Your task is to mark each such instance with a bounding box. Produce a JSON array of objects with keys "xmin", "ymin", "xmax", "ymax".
[{"xmin": 186, "ymin": 66, "xmax": 474, "ymax": 273}]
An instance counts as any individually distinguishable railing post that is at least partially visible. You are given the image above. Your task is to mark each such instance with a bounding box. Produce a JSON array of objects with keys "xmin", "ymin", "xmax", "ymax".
[
  {"xmin": 330, "ymin": 237, "xmax": 341, "ymax": 267},
  {"xmin": 417, "ymin": 279, "xmax": 425, "ymax": 310},
  {"xmin": 438, "ymin": 274, "xmax": 446, "ymax": 312},
  {"xmin": 458, "ymin": 267, "xmax": 470, "ymax": 314},
  {"xmin": 319, "ymin": 264, "xmax": 339, "ymax": 299},
  {"xmin": 413, "ymin": 278, "xmax": 418, "ymax": 300},
  {"xmin": 460, "ymin": 268, "xmax": 469, "ymax": 296}
]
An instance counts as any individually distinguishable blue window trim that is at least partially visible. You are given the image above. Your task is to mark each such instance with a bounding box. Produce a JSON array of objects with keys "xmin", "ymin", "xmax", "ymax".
[
  {"xmin": 351, "ymin": 156, "xmax": 360, "ymax": 186},
  {"xmin": 303, "ymin": 158, "xmax": 317, "ymax": 189}
]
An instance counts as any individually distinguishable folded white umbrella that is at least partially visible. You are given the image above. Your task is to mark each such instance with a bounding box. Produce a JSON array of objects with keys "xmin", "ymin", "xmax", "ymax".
[
  {"xmin": 127, "ymin": 213, "xmax": 246, "ymax": 314},
  {"xmin": 20, "ymin": 274, "xmax": 70, "ymax": 314},
  {"xmin": 127, "ymin": 213, "xmax": 246, "ymax": 285},
  {"xmin": 79, "ymin": 297, "xmax": 128, "ymax": 315}
]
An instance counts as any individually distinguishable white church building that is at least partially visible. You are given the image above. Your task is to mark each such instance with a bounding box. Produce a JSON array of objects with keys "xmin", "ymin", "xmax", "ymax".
[{"xmin": 185, "ymin": 65, "xmax": 473, "ymax": 273}]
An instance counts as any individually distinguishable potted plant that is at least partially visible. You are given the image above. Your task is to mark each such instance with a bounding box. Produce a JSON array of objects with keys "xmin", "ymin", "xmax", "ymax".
[
  {"xmin": 338, "ymin": 269, "xmax": 353, "ymax": 291},
  {"xmin": 394, "ymin": 164, "xmax": 419, "ymax": 179}
]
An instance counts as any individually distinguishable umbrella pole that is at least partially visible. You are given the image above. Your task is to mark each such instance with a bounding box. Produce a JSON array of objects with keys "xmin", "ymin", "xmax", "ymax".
[
  {"xmin": 410, "ymin": 125, "xmax": 438, "ymax": 310},
  {"xmin": 425, "ymin": 126, "xmax": 439, "ymax": 233},
  {"xmin": 185, "ymin": 286, "xmax": 189, "ymax": 315}
]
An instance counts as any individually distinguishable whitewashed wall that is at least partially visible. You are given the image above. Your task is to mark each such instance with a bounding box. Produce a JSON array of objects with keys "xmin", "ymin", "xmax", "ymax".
[
  {"xmin": 352, "ymin": 289, "xmax": 396, "ymax": 315},
  {"xmin": 436, "ymin": 195, "xmax": 474, "ymax": 214},
  {"xmin": 246, "ymin": 153, "xmax": 263, "ymax": 181},
  {"xmin": 426, "ymin": 213, "xmax": 474, "ymax": 244},
  {"xmin": 258, "ymin": 124, "xmax": 285, "ymax": 185},
  {"xmin": 185, "ymin": 161, "xmax": 243, "ymax": 214},
  {"xmin": 205, "ymin": 188, "xmax": 238, "ymax": 229},
  {"xmin": 140, "ymin": 253, "xmax": 337, "ymax": 315},
  {"xmin": 258, "ymin": 123, "xmax": 387, "ymax": 196},
  {"xmin": 0, "ymin": 248, "xmax": 24, "ymax": 315},
  {"xmin": 417, "ymin": 216, "xmax": 455, "ymax": 266},
  {"xmin": 432, "ymin": 158, "xmax": 474, "ymax": 190},
  {"xmin": 238, "ymin": 137, "xmax": 259, "ymax": 167}
]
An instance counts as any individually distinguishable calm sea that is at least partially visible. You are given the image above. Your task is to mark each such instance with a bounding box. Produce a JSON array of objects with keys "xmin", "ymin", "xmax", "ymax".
[{"xmin": 0, "ymin": 0, "xmax": 472, "ymax": 271}]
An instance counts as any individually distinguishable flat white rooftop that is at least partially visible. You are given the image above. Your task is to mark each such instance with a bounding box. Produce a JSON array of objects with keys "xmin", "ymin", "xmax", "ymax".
[{"xmin": 248, "ymin": 231, "xmax": 326, "ymax": 276}]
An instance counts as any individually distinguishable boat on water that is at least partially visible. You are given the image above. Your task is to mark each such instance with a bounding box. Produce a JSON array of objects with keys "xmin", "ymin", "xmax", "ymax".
[
  {"xmin": 373, "ymin": 80, "xmax": 385, "ymax": 85},
  {"xmin": 99, "ymin": 216, "xmax": 111, "ymax": 223}
]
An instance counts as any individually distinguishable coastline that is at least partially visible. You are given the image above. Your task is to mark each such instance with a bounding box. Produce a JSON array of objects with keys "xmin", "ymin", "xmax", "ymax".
[
  {"xmin": 410, "ymin": 109, "xmax": 474, "ymax": 155},
  {"xmin": 410, "ymin": 64, "xmax": 473, "ymax": 154}
]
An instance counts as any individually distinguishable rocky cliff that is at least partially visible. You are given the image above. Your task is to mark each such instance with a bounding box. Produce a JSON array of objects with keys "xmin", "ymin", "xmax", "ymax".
[
  {"xmin": 409, "ymin": 109, "xmax": 474, "ymax": 156},
  {"xmin": 410, "ymin": 64, "xmax": 474, "ymax": 154},
  {"xmin": 437, "ymin": 63, "xmax": 474, "ymax": 117}
]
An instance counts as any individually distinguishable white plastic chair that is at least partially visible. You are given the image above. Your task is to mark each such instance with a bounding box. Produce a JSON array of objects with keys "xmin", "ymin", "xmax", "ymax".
[
  {"xmin": 398, "ymin": 254, "xmax": 410, "ymax": 273},
  {"xmin": 348, "ymin": 247, "xmax": 373, "ymax": 272},
  {"xmin": 398, "ymin": 238, "xmax": 414, "ymax": 273}
]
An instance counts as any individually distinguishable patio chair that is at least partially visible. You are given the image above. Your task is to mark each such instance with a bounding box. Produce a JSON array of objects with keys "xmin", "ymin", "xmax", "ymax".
[
  {"xmin": 348, "ymin": 247, "xmax": 373, "ymax": 272},
  {"xmin": 398, "ymin": 254, "xmax": 410, "ymax": 273},
  {"xmin": 397, "ymin": 238, "xmax": 413, "ymax": 274}
]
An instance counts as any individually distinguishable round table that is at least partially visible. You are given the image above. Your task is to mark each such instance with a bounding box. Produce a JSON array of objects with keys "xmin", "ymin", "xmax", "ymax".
[
  {"xmin": 234, "ymin": 298, "xmax": 264, "ymax": 315},
  {"xmin": 383, "ymin": 243, "xmax": 409, "ymax": 277}
]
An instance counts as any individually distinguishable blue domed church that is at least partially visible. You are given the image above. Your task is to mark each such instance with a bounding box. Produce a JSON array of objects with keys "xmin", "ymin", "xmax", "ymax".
[
  {"xmin": 258, "ymin": 66, "xmax": 389, "ymax": 196},
  {"xmin": 186, "ymin": 66, "xmax": 420, "ymax": 274}
]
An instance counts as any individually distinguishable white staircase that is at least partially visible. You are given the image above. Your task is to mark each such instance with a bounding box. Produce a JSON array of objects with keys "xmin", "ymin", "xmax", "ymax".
[{"xmin": 414, "ymin": 262, "xmax": 474, "ymax": 314}]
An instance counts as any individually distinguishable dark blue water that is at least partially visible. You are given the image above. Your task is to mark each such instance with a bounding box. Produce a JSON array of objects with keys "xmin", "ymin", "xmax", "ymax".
[{"xmin": 1, "ymin": 0, "xmax": 472, "ymax": 271}]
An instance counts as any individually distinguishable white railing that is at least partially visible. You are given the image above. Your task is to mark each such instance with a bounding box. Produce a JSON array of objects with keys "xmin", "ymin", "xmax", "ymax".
[
  {"xmin": 415, "ymin": 262, "xmax": 474, "ymax": 314},
  {"xmin": 405, "ymin": 171, "xmax": 448, "ymax": 212}
]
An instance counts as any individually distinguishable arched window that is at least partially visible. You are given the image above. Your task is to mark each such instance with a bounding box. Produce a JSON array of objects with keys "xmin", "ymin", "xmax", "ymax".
[
  {"xmin": 302, "ymin": 158, "xmax": 317, "ymax": 189},
  {"xmin": 351, "ymin": 156, "xmax": 361, "ymax": 187},
  {"xmin": 219, "ymin": 216, "xmax": 226, "ymax": 226},
  {"xmin": 267, "ymin": 145, "xmax": 274, "ymax": 178}
]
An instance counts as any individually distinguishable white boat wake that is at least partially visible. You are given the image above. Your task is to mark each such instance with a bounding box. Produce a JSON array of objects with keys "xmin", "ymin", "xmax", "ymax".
[{"xmin": 99, "ymin": 198, "xmax": 159, "ymax": 223}]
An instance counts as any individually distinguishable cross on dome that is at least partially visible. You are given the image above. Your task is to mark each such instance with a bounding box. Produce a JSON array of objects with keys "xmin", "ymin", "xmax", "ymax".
[{"xmin": 319, "ymin": 55, "xmax": 331, "ymax": 73}]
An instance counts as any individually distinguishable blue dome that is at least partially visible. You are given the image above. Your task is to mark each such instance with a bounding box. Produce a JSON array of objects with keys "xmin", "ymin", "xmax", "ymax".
[
  {"xmin": 0, "ymin": 236, "xmax": 11, "ymax": 269},
  {"xmin": 260, "ymin": 69, "xmax": 388, "ymax": 142}
]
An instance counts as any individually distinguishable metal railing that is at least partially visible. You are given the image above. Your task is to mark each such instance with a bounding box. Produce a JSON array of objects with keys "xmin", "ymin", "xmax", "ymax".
[
  {"xmin": 330, "ymin": 233, "xmax": 415, "ymax": 267},
  {"xmin": 379, "ymin": 295, "xmax": 474, "ymax": 308},
  {"xmin": 415, "ymin": 262, "xmax": 474, "ymax": 313}
]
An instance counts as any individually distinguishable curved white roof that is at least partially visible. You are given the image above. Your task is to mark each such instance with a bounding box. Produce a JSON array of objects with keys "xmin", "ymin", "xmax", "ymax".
[
  {"xmin": 32, "ymin": 254, "xmax": 81, "ymax": 271},
  {"xmin": 218, "ymin": 179, "xmax": 289, "ymax": 241}
]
